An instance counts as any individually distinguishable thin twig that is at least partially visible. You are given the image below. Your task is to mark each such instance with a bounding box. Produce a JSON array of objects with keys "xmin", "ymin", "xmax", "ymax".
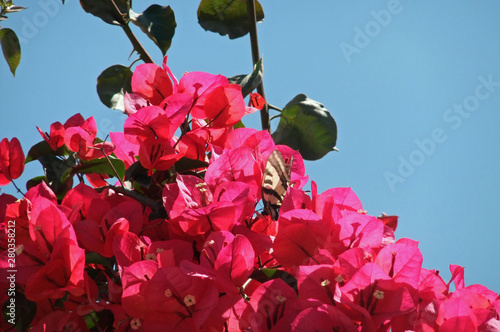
[
  {"xmin": 269, "ymin": 114, "xmax": 281, "ymax": 121},
  {"xmin": 107, "ymin": 0, "xmax": 154, "ymax": 64},
  {"xmin": 268, "ymin": 103, "xmax": 282, "ymax": 112},
  {"xmin": 100, "ymin": 136, "xmax": 125, "ymax": 187},
  {"xmin": 10, "ymin": 180, "xmax": 25, "ymax": 197},
  {"xmin": 246, "ymin": 0, "xmax": 270, "ymax": 132}
]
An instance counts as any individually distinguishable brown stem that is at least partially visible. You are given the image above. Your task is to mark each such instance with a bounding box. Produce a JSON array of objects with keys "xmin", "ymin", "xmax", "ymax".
[
  {"xmin": 121, "ymin": 24, "xmax": 154, "ymax": 64},
  {"xmin": 246, "ymin": 0, "xmax": 270, "ymax": 132},
  {"xmin": 107, "ymin": 0, "xmax": 154, "ymax": 64},
  {"xmin": 102, "ymin": 185, "xmax": 167, "ymax": 219},
  {"xmin": 99, "ymin": 139, "xmax": 125, "ymax": 187},
  {"xmin": 10, "ymin": 179, "xmax": 25, "ymax": 197}
]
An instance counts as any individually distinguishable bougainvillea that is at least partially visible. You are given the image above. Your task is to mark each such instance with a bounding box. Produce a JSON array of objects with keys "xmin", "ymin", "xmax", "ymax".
[{"xmin": 1, "ymin": 59, "xmax": 499, "ymax": 332}]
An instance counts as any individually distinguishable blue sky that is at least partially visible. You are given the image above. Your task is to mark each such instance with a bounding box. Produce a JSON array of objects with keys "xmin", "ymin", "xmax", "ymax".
[{"xmin": 1, "ymin": 1, "xmax": 499, "ymax": 292}]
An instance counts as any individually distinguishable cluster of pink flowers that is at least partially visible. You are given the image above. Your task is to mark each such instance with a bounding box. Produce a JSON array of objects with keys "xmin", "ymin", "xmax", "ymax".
[{"xmin": 1, "ymin": 57, "xmax": 499, "ymax": 331}]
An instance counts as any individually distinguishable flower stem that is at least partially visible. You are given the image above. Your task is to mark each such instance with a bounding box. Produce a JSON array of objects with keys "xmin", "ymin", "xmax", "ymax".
[{"xmin": 246, "ymin": 0, "xmax": 270, "ymax": 132}]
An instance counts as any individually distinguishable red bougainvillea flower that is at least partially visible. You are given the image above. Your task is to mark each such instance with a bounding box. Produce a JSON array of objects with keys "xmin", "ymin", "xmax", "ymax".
[
  {"xmin": 177, "ymin": 71, "xmax": 229, "ymax": 119},
  {"xmin": 131, "ymin": 63, "xmax": 174, "ymax": 105},
  {"xmin": 175, "ymin": 123, "xmax": 230, "ymax": 162},
  {"xmin": 163, "ymin": 175, "xmax": 253, "ymax": 239},
  {"xmin": 291, "ymin": 304, "xmax": 358, "ymax": 332},
  {"xmin": 204, "ymin": 84, "xmax": 247, "ymax": 128},
  {"xmin": 205, "ymin": 146, "xmax": 262, "ymax": 200},
  {"xmin": 163, "ymin": 174, "xmax": 213, "ymax": 219},
  {"xmin": 124, "ymin": 95, "xmax": 191, "ymax": 144},
  {"xmin": 339, "ymin": 262, "xmax": 415, "ymax": 328},
  {"xmin": 25, "ymin": 236, "xmax": 85, "ymax": 302},
  {"xmin": 246, "ymin": 278, "xmax": 302, "ymax": 332},
  {"xmin": 63, "ymin": 115, "xmax": 115, "ymax": 160},
  {"xmin": 121, "ymin": 260, "xmax": 159, "ymax": 319},
  {"xmin": 378, "ymin": 213, "xmax": 398, "ymax": 231},
  {"xmin": 331, "ymin": 211, "xmax": 386, "ymax": 257},
  {"xmin": 0, "ymin": 137, "xmax": 25, "ymax": 185},
  {"xmin": 138, "ymin": 137, "xmax": 184, "ymax": 175},
  {"xmin": 249, "ymin": 92, "xmax": 266, "ymax": 110},
  {"xmin": 29, "ymin": 311, "xmax": 88, "ymax": 332},
  {"xmin": 36, "ymin": 113, "xmax": 87, "ymax": 152},
  {"xmin": 374, "ymin": 239, "xmax": 423, "ymax": 299},
  {"xmin": 142, "ymin": 266, "xmax": 219, "ymax": 331},
  {"xmin": 224, "ymin": 128, "xmax": 276, "ymax": 158},
  {"xmin": 64, "ymin": 127, "xmax": 115, "ymax": 160},
  {"xmin": 124, "ymin": 105, "xmax": 170, "ymax": 143},
  {"xmin": 110, "ymin": 131, "xmax": 140, "ymax": 168},
  {"xmin": 209, "ymin": 233, "xmax": 255, "ymax": 293},
  {"xmin": 124, "ymin": 92, "xmax": 150, "ymax": 116},
  {"xmin": 272, "ymin": 209, "xmax": 329, "ymax": 267},
  {"xmin": 63, "ymin": 113, "xmax": 86, "ymax": 128},
  {"xmin": 37, "ymin": 121, "xmax": 65, "ymax": 151}
]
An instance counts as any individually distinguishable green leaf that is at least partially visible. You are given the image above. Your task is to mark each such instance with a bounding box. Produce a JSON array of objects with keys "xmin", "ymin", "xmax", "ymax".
[
  {"xmin": 4, "ymin": 5, "xmax": 26, "ymax": 14},
  {"xmin": 26, "ymin": 176, "xmax": 46, "ymax": 191},
  {"xmin": 86, "ymin": 252, "xmax": 115, "ymax": 268},
  {"xmin": 248, "ymin": 269, "xmax": 298, "ymax": 292},
  {"xmin": 197, "ymin": 0, "xmax": 264, "ymax": 39},
  {"xmin": 234, "ymin": 119, "xmax": 245, "ymax": 129},
  {"xmin": 72, "ymin": 157, "xmax": 125, "ymax": 180},
  {"xmin": 174, "ymin": 157, "xmax": 209, "ymax": 173},
  {"xmin": 38, "ymin": 154, "xmax": 76, "ymax": 196},
  {"xmin": 0, "ymin": 28, "xmax": 20, "ymax": 76},
  {"xmin": 84, "ymin": 311, "xmax": 99, "ymax": 329},
  {"xmin": 272, "ymin": 94, "xmax": 337, "ymax": 160},
  {"xmin": 97, "ymin": 64, "xmax": 133, "ymax": 112},
  {"xmin": 25, "ymin": 140, "xmax": 58, "ymax": 163},
  {"xmin": 79, "ymin": 0, "xmax": 130, "ymax": 25},
  {"xmin": 228, "ymin": 57, "xmax": 263, "ymax": 97},
  {"xmin": 130, "ymin": 5, "xmax": 176, "ymax": 56},
  {"xmin": 125, "ymin": 161, "xmax": 151, "ymax": 188}
]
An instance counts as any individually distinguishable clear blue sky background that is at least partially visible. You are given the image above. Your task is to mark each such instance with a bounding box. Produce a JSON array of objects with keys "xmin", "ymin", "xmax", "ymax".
[{"xmin": 1, "ymin": 1, "xmax": 499, "ymax": 292}]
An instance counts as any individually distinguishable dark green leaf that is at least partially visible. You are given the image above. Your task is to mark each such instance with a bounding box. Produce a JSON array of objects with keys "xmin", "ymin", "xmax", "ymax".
[
  {"xmin": 228, "ymin": 57, "xmax": 263, "ymax": 97},
  {"xmin": 197, "ymin": 0, "xmax": 264, "ymax": 39},
  {"xmin": 38, "ymin": 154, "xmax": 75, "ymax": 198},
  {"xmin": 72, "ymin": 157, "xmax": 125, "ymax": 180},
  {"xmin": 53, "ymin": 292, "xmax": 69, "ymax": 309},
  {"xmin": 130, "ymin": 5, "xmax": 176, "ymax": 55},
  {"xmin": 272, "ymin": 94, "xmax": 337, "ymax": 160},
  {"xmin": 0, "ymin": 28, "xmax": 20, "ymax": 76},
  {"xmin": 125, "ymin": 161, "xmax": 151, "ymax": 188},
  {"xmin": 25, "ymin": 140, "xmax": 58, "ymax": 163},
  {"xmin": 86, "ymin": 252, "xmax": 115, "ymax": 268},
  {"xmin": 174, "ymin": 157, "xmax": 209, "ymax": 173},
  {"xmin": 97, "ymin": 64, "xmax": 133, "ymax": 112},
  {"xmin": 26, "ymin": 176, "xmax": 46, "ymax": 191},
  {"xmin": 249, "ymin": 269, "xmax": 298, "ymax": 292},
  {"xmin": 3, "ymin": 290, "xmax": 36, "ymax": 331},
  {"xmin": 79, "ymin": 0, "xmax": 130, "ymax": 25}
]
